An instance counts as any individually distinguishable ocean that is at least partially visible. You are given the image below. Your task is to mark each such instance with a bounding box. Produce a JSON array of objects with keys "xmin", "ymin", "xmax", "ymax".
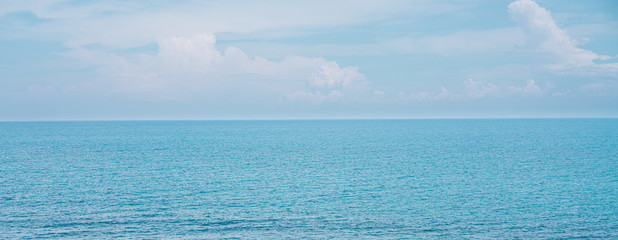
[{"xmin": 1, "ymin": 119, "xmax": 617, "ymax": 239}]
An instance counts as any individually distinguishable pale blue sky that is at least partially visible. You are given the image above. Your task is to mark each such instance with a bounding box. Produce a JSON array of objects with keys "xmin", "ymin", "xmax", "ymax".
[{"xmin": 1, "ymin": 0, "xmax": 617, "ymax": 120}]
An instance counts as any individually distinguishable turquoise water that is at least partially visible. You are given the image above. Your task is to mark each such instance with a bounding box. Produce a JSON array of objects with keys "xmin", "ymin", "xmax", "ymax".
[{"xmin": 1, "ymin": 119, "xmax": 617, "ymax": 238}]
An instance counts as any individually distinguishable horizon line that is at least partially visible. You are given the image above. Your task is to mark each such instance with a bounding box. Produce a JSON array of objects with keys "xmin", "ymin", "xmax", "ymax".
[{"xmin": 1, "ymin": 116, "xmax": 617, "ymax": 122}]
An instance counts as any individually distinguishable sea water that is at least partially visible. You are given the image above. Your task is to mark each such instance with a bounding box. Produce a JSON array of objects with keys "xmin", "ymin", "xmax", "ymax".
[{"xmin": 0, "ymin": 119, "xmax": 617, "ymax": 239}]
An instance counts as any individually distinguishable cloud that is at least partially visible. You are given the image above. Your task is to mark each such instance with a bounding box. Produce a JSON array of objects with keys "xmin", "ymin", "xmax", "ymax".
[
  {"xmin": 463, "ymin": 78, "xmax": 540, "ymax": 98},
  {"xmin": 285, "ymin": 90, "xmax": 344, "ymax": 103},
  {"xmin": 505, "ymin": 79, "xmax": 543, "ymax": 96},
  {"xmin": 390, "ymin": 27, "xmax": 525, "ymax": 55},
  {"xmin": 578, "ymin": 81, "xmax": 618, "ymax": 96},
  {"xmin": 285, "ymin": 60, "xmax": 368, "ymax": 103},
  {"xmin": 308, "ymin": 62, "xmax": 365, "ymax": 88},
  {"xmin": 397, "ymin": 78, "xmax": 544, "ymax": 102},
  {"xmin": 508, "ymin": 0, "xmax": 618, "ymax": 75},
  {"xmin": 464, "ymin": 78, "xmax": 544, "ymax": 98},
  {"xmin": 156, "ymin": 33, "xmax": 221, "ymax": 75},
  {"xmin": 397, "ymin": 91, "xmax": 432, "ymax": 102},
  {"xmin": 464, "ymin": 78, "xmax": 501, "ymax": 99},
  {"xmin": 1, "ymin": 0, "xmax": 416, "ymax": 49},
  {"xmin": 62, "ymin": 33, "xmax": 368, "ymax": 101},
  {"xmin": 434, "ymin": 87, "xmax": 450, "ymax": 100}
]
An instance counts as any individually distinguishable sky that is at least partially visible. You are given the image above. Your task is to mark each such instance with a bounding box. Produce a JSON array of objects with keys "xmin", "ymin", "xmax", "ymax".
[{"xmin": 1, "ymin": 0, "xmax": 617, "ymax": 120}]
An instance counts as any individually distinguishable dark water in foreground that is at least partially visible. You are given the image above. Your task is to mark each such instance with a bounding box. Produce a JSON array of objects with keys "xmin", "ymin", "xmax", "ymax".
[{"xmin": 1, "ymin": 119, "xmax": 617, "ymax": 239}]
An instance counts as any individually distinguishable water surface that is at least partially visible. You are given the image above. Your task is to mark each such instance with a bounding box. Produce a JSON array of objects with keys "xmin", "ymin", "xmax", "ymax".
[{"xmin": 1, "ymin": 119, "xmax": 617, "ymax": 238}]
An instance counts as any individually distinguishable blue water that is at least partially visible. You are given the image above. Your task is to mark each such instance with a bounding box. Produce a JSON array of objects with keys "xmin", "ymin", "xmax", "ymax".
[{"xmin": 1, "ymin": 119, "xmax": 617, "ymax": 239}]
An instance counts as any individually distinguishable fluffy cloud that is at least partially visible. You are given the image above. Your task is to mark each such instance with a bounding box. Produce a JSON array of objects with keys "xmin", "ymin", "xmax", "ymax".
[
  {"xmin": 287, "ymin": 62, "xmax": 369, "ymax": 103},
  {"xmin": 62, "ymin": 33, "xmax": 368, "ymax": 101},
  {"xmin": 505, "ymin": 79, "xmax": 543, "ymax": 96},
  {"xmin": 464, "ymin": 78, "xmax": 501, "ymax": 99},
  {"xmin": 308, "ymin": 62, "xmax": 365, "ymax": 88},
  {"xmin": 508, "ymin": 0, "xmax": 618, "ymax": 75},
  {"xmin": 156, "ymin": 34, "xmax": 221, "ymax": 75}
]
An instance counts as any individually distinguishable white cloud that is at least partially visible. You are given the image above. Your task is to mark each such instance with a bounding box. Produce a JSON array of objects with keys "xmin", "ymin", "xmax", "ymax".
[
  {"xmin": 280, "ymin": 59, "xmax": 370, "ymax": 103},
  {"xmin": 283, "ymin": 60, "xmax": 369, "ymax": 104},
  {"xmin": 505, "ymin": 79, "xmax": 543, "ymax": 96},
  {"xmin": 464, "ymin": 78, "xmax": 501, "ymax": 99},
  {"xmin": 434, "ymin": 86, "xmax": 451, "ymax": 100},
  {"xmin": 397, "ymin": 78, "xmax": 545, "ymax": 102},
  {"xmin": 156, "ymin": 33, "xmax": 221, "ymax": 75},
  {"xmin": 62, "ymin": 33, "xmax": 368, "ymax": 100},
  {"xmin": 508, "ymin": 0, "xmax": 618, "ymax": 75},
  {"xmin": 308, "ymin": 62, "xmax": 365, "ymax": 88}
]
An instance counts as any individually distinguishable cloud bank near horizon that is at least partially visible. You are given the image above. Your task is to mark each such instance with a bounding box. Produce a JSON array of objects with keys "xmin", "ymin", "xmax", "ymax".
[{"xmin": 1, "ymin": 0, "xmax": 617, "ymax": 119}]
